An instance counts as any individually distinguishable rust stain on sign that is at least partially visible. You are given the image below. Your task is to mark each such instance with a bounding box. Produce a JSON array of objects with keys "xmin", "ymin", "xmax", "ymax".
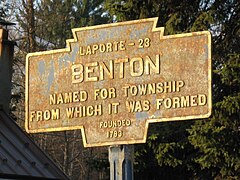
[{"xmin": 25, "ymin": 17, "xmax": 212, "ymax": 147}]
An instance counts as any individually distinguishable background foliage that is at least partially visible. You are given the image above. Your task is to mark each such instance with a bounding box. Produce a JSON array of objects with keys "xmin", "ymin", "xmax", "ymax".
[{"xmin": 1, "ymin": 0, "xmax": 239, "ymax": 179}]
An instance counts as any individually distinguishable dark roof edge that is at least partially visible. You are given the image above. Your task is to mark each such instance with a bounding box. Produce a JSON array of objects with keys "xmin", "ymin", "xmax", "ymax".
[
  {"xmin": 0, "ymin": 173, "xmax": 58, "ymax": 179},
  {"xmin": 0, "ymin": 110, "xmax": 69, "ymax": 180}
]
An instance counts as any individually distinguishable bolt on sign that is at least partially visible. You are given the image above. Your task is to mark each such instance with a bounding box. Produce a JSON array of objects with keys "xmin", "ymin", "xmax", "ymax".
[{"xmin": 25, "ymin": 17, "xmax": 211, "ymax": 147}]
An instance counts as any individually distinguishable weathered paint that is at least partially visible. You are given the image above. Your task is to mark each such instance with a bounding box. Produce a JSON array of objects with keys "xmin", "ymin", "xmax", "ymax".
[{"xmin": 25, "ymin": 18, "xmax": 211, "ymax": 147}]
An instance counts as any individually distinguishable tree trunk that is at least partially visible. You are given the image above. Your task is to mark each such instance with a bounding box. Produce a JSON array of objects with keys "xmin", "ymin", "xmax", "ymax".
[{"xmin": 22, "ymin": 0, "xmax": 36, "ymax": 52}]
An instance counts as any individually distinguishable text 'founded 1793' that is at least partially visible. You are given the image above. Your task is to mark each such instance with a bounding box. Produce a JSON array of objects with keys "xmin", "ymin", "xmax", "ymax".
[{"xmin": 25, "ymin": 18, "xmax": 212, "ymax": 147}]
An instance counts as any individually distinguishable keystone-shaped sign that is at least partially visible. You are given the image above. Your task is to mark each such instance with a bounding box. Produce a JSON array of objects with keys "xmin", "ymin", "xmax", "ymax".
[{"xmin": 25, "ymin": 18, "xmax": 211, "ymax": 147}]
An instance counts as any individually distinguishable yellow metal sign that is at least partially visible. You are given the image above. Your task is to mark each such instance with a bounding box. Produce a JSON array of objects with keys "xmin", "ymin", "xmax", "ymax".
[{"xmin": 25, "ymin": 18, "xmax": 212, "ymax": 147}]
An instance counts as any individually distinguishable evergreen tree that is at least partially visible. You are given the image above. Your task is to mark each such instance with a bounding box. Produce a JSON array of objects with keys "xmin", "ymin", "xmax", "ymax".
[
  {"xmin": 188, "ymin": 0, "xmax": 240, "ymax": 178},
  {"xmin": 104, "ymin": 0, "xmax": 240, "ymax": 179},
  {"xmin": 34, "ymin": 0, "xmax": 109, "ymax": 49}
]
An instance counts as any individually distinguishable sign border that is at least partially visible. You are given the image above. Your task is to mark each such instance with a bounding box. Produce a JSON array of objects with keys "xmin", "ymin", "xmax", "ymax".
[{"xmin": 25, "ymin": 17, "xmax": 212, "ymax": 147}]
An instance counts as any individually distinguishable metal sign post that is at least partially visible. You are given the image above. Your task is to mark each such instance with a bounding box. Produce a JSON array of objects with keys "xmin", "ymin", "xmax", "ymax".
[{"xmin": 109, "ymin": 145, "xmax": 134, "ymax": 180}]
